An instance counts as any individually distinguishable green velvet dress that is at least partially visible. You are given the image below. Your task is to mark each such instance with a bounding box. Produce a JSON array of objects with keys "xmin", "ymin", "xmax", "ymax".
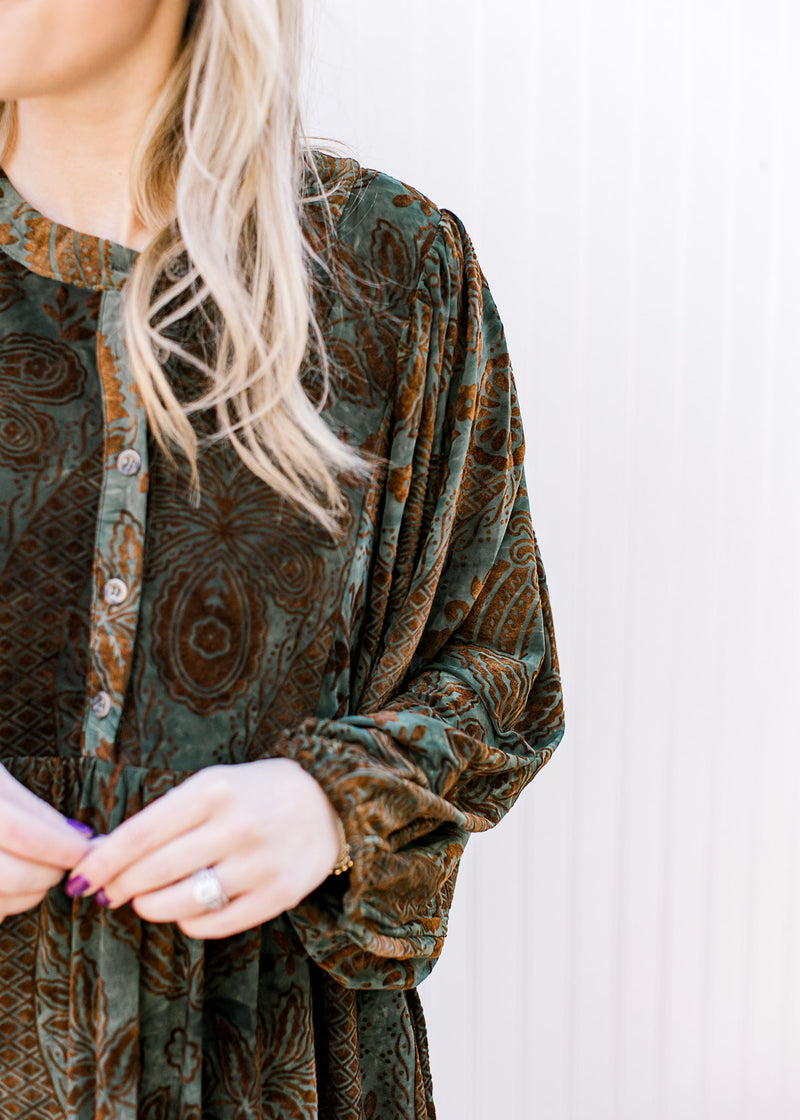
[{"xmin": 0, "ymin": 152, "xmax": 564, "ymax": 1119}]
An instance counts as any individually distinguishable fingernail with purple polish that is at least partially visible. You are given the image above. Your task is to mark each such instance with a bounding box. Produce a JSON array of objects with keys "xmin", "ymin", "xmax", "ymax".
[
  {"xmin": 65, "ymin": 875, "xmax": 90, "ymax": 898},
  {"xmin": 95, "ymin": 889, "xmax": 111, "ymax": 908},
  {"xmin": 66, "ymin": 818, "xmax": 95, "ymax": 839}
]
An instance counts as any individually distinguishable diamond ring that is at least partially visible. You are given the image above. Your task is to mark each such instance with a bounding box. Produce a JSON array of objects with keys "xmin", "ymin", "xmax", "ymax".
[{"xmin": 190, "ymin": 867, "xmax": 230, "ymax": 911}]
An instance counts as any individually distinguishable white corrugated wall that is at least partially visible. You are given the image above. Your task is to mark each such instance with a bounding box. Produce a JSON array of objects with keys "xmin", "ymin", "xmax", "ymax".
[{"xmin": 305, "ymin": 3, "xmax": 800, "ymax": 1117}]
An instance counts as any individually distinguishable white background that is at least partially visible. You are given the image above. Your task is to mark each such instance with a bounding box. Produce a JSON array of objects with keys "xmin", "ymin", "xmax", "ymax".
[{"xmin": 304, "ymin": 3, "xmax": 800, "ymax": 1117}]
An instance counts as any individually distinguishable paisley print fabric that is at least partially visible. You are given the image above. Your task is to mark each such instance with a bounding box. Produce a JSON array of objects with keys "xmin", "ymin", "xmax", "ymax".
[{"xmin": 0, "ymin": 152, "xmax": 565, "ymax": 1118}]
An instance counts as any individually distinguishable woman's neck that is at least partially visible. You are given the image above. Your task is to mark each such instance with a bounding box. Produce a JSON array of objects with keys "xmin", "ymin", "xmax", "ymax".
[
  {"xmin": 2, "ymin": 21, "xmax": 183, "ymax": 251},
  {"xmin": 4, "ymin": 101, "xmax": 154, "ymax": 250}
]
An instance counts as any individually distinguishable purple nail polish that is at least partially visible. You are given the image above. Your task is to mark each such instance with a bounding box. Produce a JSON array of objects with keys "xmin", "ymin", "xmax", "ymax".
[
  {"xmin": 95, "ymin": 889, "xmax": 111, "ymax": 908},
  {"xmin": 66, "ymin": 818, "xmax": 95, "ymax": 839},
  {"xmin": 65, "ymin": 875, "xmax": 90, "ymax": 898}
]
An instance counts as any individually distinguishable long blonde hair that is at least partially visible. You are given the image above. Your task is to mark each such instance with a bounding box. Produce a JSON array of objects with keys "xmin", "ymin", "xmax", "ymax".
[{"xmin": 0, "ymin": 0, "xmax": 369, "ymax": 537}]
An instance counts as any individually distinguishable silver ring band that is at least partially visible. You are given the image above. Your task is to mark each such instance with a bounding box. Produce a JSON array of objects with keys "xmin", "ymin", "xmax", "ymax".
[{"xmin": 190, "ymin": 867, "xmax": 230, "ymax": 911}]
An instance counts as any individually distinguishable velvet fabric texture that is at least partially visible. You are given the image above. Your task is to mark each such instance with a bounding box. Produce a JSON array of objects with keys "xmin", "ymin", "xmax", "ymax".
[{"xmin": 0, "ymin": 153, "xmax": 564, "ymax": 1119}]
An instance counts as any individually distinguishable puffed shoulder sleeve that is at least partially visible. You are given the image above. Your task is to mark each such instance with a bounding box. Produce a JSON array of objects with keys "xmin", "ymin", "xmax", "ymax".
[{"xmin": 265, "ymin": 206, "xmax": 564, "ymax": 989}]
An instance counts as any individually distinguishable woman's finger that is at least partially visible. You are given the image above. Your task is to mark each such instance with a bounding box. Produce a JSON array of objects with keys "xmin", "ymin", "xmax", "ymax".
[
  {"xmin": 0, "ymin": 848, "xmax": 67, "ymax": 897},
  {"xmin": 129, "ymin": 857, "xmax": 241, "ymax": 924},
  {"xmin": 176, "ymin": 890, "xmax": 284, "ymax": 941},
  {"xmin": 131, "ymin": 856, "xmax": 300, "ymax": 935},
  {"xmin": 66, "ymin": 767, "xmax": 232, "ymax": 897},
  {"xmin": 98, "ymin": 823, "xmax": 245, "ymax": 909},
  {"xmin": 0, "ymin": 795, "xmax": 92, "ymax": 869}
]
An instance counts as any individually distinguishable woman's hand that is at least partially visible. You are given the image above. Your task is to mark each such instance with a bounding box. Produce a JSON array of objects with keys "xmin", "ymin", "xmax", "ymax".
[
  {"xmin": 65, "ymin": 759, "xmax": 343, "ymax": 939},
  {"xmin": 0, "ymin": 764, "xmax": 94, "ymax": 922}
]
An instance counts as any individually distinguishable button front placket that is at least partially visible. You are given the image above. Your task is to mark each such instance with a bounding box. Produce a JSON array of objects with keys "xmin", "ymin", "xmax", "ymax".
[{"xmin": 82, "ymin": 286, "xmax": 149, "ymax": 759}]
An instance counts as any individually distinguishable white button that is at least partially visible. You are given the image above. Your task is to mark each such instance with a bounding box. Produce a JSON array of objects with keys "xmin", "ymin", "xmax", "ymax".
[
  {"xmin": 103, "ymin": 578, "xmax": 128, "ymax": 605},
  {"xmin": 91, "ymin": 691, "xmax": 112, "ymax": 719},
  {"xmin": 116, "ymin": 449, "xmax": 141, "ymax": 477},
  {"xmin": 165, "ymin": 258, "xmax": 185, "ymax": 281}
]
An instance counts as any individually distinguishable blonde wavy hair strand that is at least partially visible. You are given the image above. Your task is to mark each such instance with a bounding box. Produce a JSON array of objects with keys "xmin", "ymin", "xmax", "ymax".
[{"xmin": 0, "ymin": 0, "xmax": 370, "ymax": 538}]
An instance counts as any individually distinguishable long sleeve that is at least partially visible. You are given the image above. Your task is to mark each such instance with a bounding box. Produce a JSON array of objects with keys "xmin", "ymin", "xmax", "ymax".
[{"xmin": 264, "ymin": 205, "xmax": 565, "ymax": 990}]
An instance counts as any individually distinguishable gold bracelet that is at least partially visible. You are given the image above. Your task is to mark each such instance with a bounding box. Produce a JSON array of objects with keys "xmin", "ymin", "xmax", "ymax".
[{"xmin": 331, "ymin": 813, "xmax": 354, "ymax": 876}]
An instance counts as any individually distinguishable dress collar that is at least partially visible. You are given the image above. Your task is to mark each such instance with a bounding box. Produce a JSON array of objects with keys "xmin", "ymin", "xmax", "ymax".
[{"xmin": 0, "ymin": 151, "xmax": 361, "ymax": 293}]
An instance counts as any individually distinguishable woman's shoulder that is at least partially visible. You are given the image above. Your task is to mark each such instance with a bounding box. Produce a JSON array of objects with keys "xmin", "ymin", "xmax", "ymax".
[
  {"xmin": 304, "ymin": 148, "xmax": 458, "ymax": 296},
  {"xmin": 308, "ymin": 148, "xmax": 442, "ymax": 227}
]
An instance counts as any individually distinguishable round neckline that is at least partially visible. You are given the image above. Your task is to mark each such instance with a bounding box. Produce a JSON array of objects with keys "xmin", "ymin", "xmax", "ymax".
[
  {"xmin": 0, "ymin": 168, "xmax": 138, "ymax": 291},
  {"xmin": 0, "ymin": 152, "xmax": 364, "ymax": 293}
]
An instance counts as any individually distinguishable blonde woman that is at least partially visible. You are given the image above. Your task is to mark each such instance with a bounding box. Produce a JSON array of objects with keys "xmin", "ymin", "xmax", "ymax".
[{"xmin": 0, "ymin": 1, "xmax": 564, "ymax": 1116}]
